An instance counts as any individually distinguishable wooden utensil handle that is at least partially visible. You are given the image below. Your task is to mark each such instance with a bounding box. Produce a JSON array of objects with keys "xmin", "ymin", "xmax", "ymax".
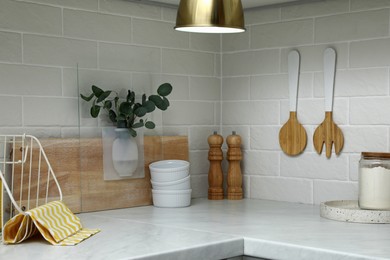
[
  {"xmin": 288, "ymin": 50, "xmax": 300, "ymax": 112},
  {"xmin": 324, "ymin": 48, "xmax": 336, "ymax": 112}
]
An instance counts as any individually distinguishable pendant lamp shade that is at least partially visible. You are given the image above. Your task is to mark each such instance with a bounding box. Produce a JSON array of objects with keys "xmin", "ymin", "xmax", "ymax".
[{"xmin": 175, "ymin": 0, "xmax": 246, "ymax": 33}]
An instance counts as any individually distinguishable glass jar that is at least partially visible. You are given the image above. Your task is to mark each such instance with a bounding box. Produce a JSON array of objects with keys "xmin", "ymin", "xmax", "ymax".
[{"xmin": 359, "ymin": 152, "xmax": 390, "ymax": 210}]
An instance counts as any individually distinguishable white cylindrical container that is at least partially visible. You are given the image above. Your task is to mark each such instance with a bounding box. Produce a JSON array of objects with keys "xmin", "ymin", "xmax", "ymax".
[
  {"xmin": 149, "ymin": 160, "xmax": 189, "ymax": 182},
  {"xmin": 151, "ymin": 175, "xmax": 191, "ymax": 190},
  {"xmin": 359, "ymin": 152, "xmax": 390, "ymax": 210},
  {"xmin": 152, "ymin": 189, "xmax": 192, "ymax": 208}
]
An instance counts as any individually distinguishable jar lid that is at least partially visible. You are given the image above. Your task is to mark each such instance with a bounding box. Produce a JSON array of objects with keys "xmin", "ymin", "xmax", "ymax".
[{"xmin": 361, "ymin": 152, "xmax": 390, "ymax": 159}]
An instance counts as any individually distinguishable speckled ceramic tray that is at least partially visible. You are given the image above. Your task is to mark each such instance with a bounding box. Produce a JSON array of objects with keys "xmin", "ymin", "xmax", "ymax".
[{"xmin": 320, "ymin": 200, "xmax": 390, "ymax": 224}]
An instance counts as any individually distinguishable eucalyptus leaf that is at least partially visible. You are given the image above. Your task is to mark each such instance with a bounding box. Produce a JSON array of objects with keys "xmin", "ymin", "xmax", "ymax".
[
  {"xmin": 149, "ymin": 95, "xmax": 163, "ymax": 108},
  {"xmin": 134, "ymin": 107, "xmax": 147, "ymax": 117},
  {"xmin": 127, "ymin": 90, "xmax": 135, "ymax": 104},
  {"xmin": 132, "ymin": 121, "xmax": 144, "ymax": 128},
  {"xmin": 80, "ymin": 93, "xmax": 94, "ymax": 101},
  {"xmin": 90, "ymin": 105, "xmax": 100, "ymax": 118},
  {"xmin": 145, "ymin": 121, "xmax": 155, "ymax": 129},
  {"xmin": 108, "ymin": 110, "xmax": 117, "ymax": 123},
  {"xmin": 97, "ymin": 91, "xmax": 111, "ymax": 103},
  {"xmin": 157, "ymin": 83, "xmax": 172, "ymax": 97},
  {"xmin": 104, "ymin": 100, "xmax": 112, "ymax": 109},
  {"xmin": 92, "ymin": 85, "xmax": 104, "ymax": 97},
  {"xmin": 161, "ymin": 97, "xmax": 170, "ymax": 110},
  {"xmin": 143, "ymin": 100, "xmax": 156, "ymax": 112},
  {"xmin": 129, "ymin": 128, "xmax": 137, "ymax": 137},
  {"xmin": 119, "ymin": 102, "xmax": 132, "ymax": 116}
]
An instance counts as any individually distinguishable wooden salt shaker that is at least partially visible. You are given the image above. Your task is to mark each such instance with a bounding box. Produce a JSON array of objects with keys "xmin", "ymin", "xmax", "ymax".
[
  {"xmin": 208, "ymin": 131, "xmax": 224, "ymax": 200},
  {"xmin": 227, "ymin": 131, "xmax": 242, "ymax": 200}
]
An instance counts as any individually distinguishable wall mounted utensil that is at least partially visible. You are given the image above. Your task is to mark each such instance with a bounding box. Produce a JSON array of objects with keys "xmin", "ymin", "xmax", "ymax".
[
  {"xmin": 279, "ymin": 50, "xmax": 307, "ymax": 156},
  {"xmin": 313, "ymin": 48, "xmax": 344, "ymax": 158}
]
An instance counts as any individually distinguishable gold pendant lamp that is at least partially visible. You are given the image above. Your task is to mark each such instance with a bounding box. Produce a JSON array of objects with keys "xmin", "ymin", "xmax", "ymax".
[{"xmin": 175, "ymin": 0, "xmax": 246, "ymax": 33}]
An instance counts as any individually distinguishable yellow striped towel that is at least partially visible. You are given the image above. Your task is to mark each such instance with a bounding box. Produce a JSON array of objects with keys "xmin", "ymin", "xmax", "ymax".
[{"xmin": 2, "ymin": 201, "xmax": 100, "ymax": 246}]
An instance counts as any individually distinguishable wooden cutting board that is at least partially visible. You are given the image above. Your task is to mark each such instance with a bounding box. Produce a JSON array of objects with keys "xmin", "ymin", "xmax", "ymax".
[{"xmin": 12, "ymin": 136, "xmax": 188, "ymax": 213}]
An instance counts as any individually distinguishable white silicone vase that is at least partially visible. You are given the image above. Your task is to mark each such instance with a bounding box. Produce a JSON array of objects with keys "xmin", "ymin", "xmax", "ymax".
[{"xmin": 112, "ymin": 128, "xmax": 138, "ymax": 177}]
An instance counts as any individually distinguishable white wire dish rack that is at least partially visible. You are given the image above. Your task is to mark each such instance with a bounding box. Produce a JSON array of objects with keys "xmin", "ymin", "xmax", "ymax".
[{"xmin": 0, "ymin": 134, "xmax": 62, "ymax": 224}]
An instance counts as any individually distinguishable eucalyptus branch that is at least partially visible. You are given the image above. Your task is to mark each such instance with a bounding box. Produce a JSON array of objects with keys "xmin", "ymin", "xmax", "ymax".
[{"xmin": 80, "ymin": 83, "xmax": 173, "ymax": 137}]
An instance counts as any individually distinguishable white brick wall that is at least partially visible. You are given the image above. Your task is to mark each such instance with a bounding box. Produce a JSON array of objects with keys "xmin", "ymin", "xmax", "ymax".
[
  {"xmin": 0, "ymin": 0, "xmax": 221, "ymax": 199},
  {"xmin": 223, "ymin": 0, "xmax": 390, "ymax": 204},
  {"xmin": 1, "ymin": 0, "xmax": 390, "ymax": 204}
]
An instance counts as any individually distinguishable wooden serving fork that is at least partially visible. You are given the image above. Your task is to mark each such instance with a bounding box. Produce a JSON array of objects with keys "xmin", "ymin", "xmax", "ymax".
[{"xmin": 313, "ymin": 48, "xmax": 344, "ymax": 158}]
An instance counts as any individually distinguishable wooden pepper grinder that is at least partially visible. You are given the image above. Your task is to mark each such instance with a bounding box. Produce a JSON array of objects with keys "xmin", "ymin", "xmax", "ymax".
[
  {"xmin": 227, "ymin": 131, "xmax": 242, "ymax": 200},
  {"xmin": 208, "ymin": 131, "xmax": 224, "ymax": 200}
]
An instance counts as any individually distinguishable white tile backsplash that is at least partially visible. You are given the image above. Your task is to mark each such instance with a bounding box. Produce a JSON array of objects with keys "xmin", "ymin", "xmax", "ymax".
[
  {"xmin": 0, "ymin": 96, "xmax": 22, "ymax": 126},
  {"xmin": 27, "ymin": 0, "xmax": 98, "ymax": 11},
  {"xmin": 350, "ymin": 38, "xmax": 390, "ymax": 68},
  {"xmin": 0, "ymin": 0, "xmax": 61, "ymax": 34},
  {"xmin": 64, "ymin": 9, "xmax": 131, "ymax": 43},
  {"xmin": 250, "ymin": 126, "xmax": 281, "ymax": 150},
  {"xmin": 351, "ymin": 0, "xmax": 390, "ymax": 11},
  {"xmin": 189, "ymin": 126, "xmax": 219, "ymax": 150},
  {"xmin": 281, "ymin": 0, "xmax": 349, "ymax": 19},
  {"xmin": 189, "ymin": 150, "xmax": 209, "ymax": 175},
  {"xmin": 2, "ymin": 0, "xmax": 390, "ymax": 204},
  {"xmin": 24, "ymin": 97, "xmax": 79, "ymax": 126},
  {"xmin": 222, "ymin": 101, "xmax": 280, "ymax": 125},
  {"xmin": 0, "ymin": 31, "xmax": 21, "ymax": 63},
  {"xmin": 314, "ymin": 9, "xmax": 389, "ymax": 43},
  {"xmin": 280, "ymin": 153, "xmax": 349, "ymax": 180},
  {"xmin": 162, "ymin": 101, "xmax": 215, "ymax": 125},
  {"xmin": 222, "ymin": 49, "xmax": 280, "ymax": 76},
  {"xmin": 242, "ymin": 151, "xmax": 279, "ymax": 176},
  {"xmin": 349, "ymin": 154, "xmax": 361, "ymax": 181},
  {"xmin": 313, "ymin": 68, "xmax": 389, "ymax": 97},
  {"xmin": 98, "ymin": 0, "xmax": 161, "ymax": 19},
  {"xmin": 0, "ymin": 64, "xmax": 61, "ymax": 96},
  {"xmin": 350, "ymin": 97, "xmax": 390, "ymax": 124},
  {"xmin": 245, "ymin": 7, "xmax": 281, "ymax": 25},
  {"xmin": 313, "ymin": 180, "xmax": 358, "ymax": 204},
  {"xmin": 222, "ymin": 30, "xmax": 250, "ymax": 52},
  {"xmin": 133, "ymin": 19, "xmax": 188, "ymax": 48},
  {"xmin": 250, "ymin": 176, "xmax": 313, "ymax": 204},
  {"xmin": 340, "ymin": 126, "xmax": 388, "ymax": 152},
  {"xmin": 159, "ymin": 74, "xmax": 190, "ymax": 100},
  {"xmin": 162, "ymin": 49, "xmax": 215, "ymax": 76},
  {"xmin": 23, "ymin": 34, "xmax": 98, "ymax": 68},
  {"xmin": 250, "ymin": 73, "xmax": 314, "ymax": 100},
  {"xmin": 190, "ymin": 77, "xmax": 220, "ymax": 101},
  {"xmin": 190, "ymin": 33, "xmax": 220, "ymax": 52},
  {"xmin": 223, "ymin": 1, "xmax": 390, "ymax": 204},
  {"xmin": 99, "ymin": 42, "xmax": 160, "ymax": 72},
  {"xmin": 75, "ymin": 69, "xmax": 133, "ymax": 96},
  {"xmin": 251, "ymin": 19, "xmax": 314, "ymax": 49},
  {"xmin": 190, "ymin": 174, "xmax": 208, "ymax": 198},
  {"xmin": 222, "ymin": 77, "xmax": 250, "ymax": 101}
]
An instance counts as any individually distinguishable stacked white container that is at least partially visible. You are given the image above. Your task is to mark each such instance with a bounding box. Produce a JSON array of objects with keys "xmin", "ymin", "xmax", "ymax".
[{"xmin": 149, "ymin": 160, "xmax": 191, "ymax": 208}]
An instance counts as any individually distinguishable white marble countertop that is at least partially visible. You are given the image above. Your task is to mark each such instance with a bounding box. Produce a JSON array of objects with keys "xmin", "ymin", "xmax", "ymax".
[{"xmin": 1, "ymin": 198, "xmax": 390, "ymax": 260}]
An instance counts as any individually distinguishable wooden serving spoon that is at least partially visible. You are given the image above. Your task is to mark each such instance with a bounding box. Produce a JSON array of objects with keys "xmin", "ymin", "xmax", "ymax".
[
  {"xmin": 313, "ymin": 48, "xmax": 344, "ymax": 158},
  {"xmin": 279, "ymin": 50, "xmax": 307, "ymax": 156}
]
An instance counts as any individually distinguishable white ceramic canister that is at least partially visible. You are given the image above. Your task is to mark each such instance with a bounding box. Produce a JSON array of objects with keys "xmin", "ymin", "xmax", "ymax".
[{"xmin": 359, "ymin": 152, "xmax": 390, "ymax": 210}]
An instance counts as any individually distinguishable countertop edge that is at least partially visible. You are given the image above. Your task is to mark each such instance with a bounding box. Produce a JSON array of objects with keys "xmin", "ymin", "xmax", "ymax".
[{"xmin": 243, "ymin": 237, "xmax": 386, "ymax": 260}]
